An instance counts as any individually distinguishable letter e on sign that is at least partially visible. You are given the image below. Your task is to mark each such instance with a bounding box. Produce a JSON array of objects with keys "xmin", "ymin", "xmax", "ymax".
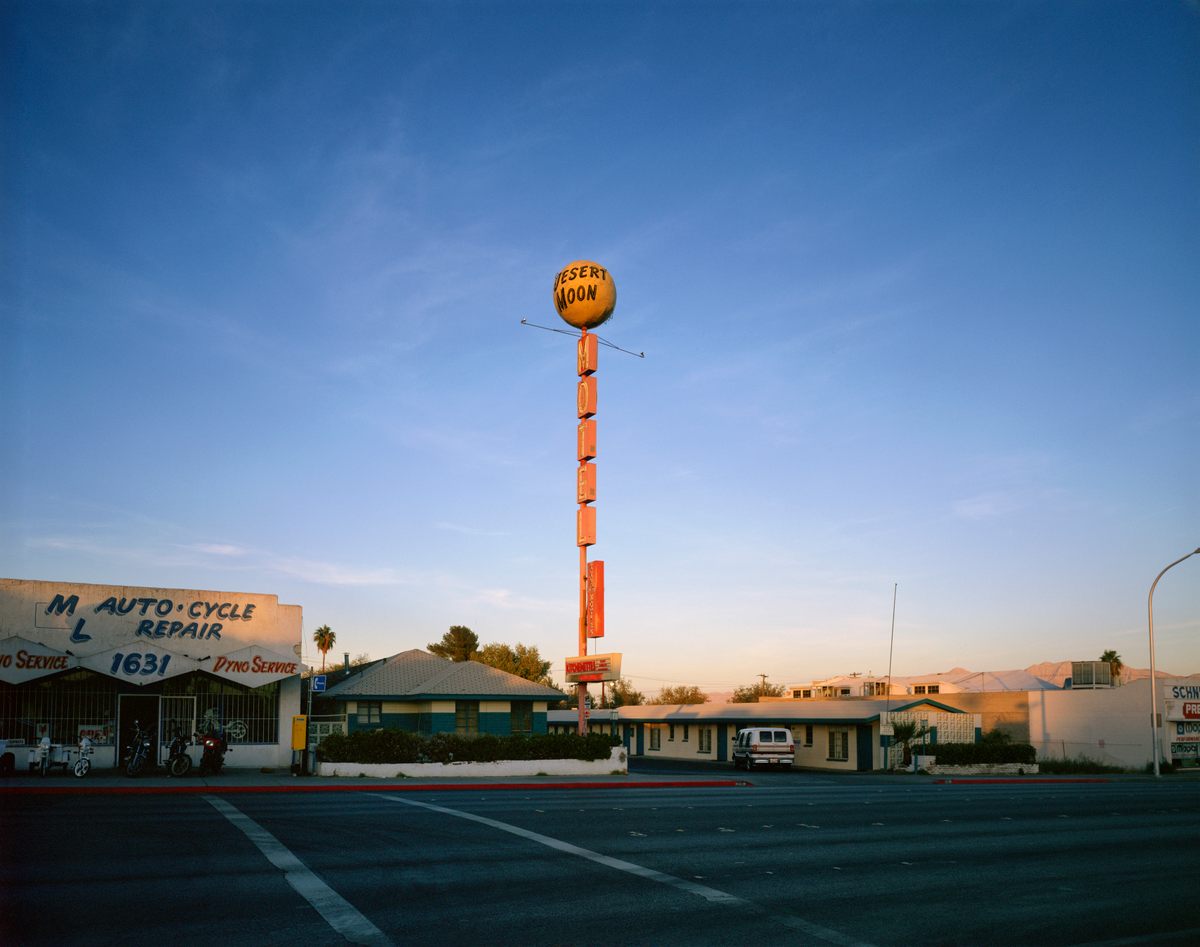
[
  {"xmin": 577, "ymin": 463, "xmax": 597, "ymax": 503},
  {"xmin": 577, "ymin": 506, "xmax": 596, "ymax": 546}
]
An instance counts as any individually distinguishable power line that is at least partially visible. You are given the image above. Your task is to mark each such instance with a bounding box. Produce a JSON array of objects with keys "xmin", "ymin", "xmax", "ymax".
[{"xmin": 520, "ymin": 319, "xmax": 646, "ymax": 359}]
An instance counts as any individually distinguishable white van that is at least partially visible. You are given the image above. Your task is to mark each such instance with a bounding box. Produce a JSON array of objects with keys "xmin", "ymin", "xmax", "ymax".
[{"xmin": 732, "ymin": 727, "xmax": 795, "ymax": 769}]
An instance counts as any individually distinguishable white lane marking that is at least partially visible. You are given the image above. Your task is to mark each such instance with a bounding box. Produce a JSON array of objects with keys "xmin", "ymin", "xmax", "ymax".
[
  {"xmin": 377, "ymin": 794, "xmax": 874, "ymax": 947},
  {"xmin": 205, "ymin": 796, "xmax": 392, "ymax": 947}
]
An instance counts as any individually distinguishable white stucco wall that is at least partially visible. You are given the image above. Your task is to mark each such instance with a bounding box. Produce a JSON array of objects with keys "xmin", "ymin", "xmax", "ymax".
[
  {"xmin": 1028, "ymin": 679, "xmax": 1155, "ymax": 768},
  {"xmin": 318, "ymin": 746, "xmax": 628, "ymax": 778}
]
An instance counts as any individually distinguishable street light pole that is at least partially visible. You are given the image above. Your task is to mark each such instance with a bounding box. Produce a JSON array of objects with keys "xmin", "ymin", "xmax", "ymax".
[{"xmin": 1148, "ymin": 547, "xmax": 1199, "ymax": 778}]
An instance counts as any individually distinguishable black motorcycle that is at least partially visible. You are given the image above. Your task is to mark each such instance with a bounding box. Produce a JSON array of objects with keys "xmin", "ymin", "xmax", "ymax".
[
  {"xmin": 124, "ymin": 721, "xmax": 152, "ymax": 777},
  {"xmin": 166, "ymin": 729, "xmax": 192, "ymax": 777}
]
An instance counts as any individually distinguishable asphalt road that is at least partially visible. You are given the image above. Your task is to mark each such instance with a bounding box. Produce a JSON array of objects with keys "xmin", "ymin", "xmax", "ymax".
[{"xmin": 2, "ymin": 771, "xmax": 1197, "ymax": 946}]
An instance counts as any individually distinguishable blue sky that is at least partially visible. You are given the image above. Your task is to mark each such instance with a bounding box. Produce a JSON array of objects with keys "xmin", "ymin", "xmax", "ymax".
[{"xmin": 3, "ymin": 1, "xmax": 1197, "ymax": 693}]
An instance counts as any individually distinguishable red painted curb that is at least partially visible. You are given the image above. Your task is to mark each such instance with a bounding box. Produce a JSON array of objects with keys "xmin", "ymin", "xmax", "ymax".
[
  {"xmin": 0, "ymin": 779, "xmax": 747, "ymax": 796},
  {"xmin": 932, "ymin": 778, "xmax": 1111, "ymax": 784}
]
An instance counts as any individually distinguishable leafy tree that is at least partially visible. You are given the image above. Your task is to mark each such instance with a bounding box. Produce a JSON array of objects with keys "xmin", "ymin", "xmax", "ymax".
[
  {"xmin": 1100, "ymin": 649, "xmax": 1124, "ymax": 684},
  {"xmin": 475, "ymin": 642, "xmax": 556, "ymax": 687},
  {"xmin": 599, "ymin": 678, "xmax": 645, "ymax": 707},
  {"xmin": 428, "ymin": 625, "xmax": 479, "ymax": 662},
  {"xmin": 731, "ymin": 677, "xmax": 786, "ymax": 703},
  {"xmin": 312, "ymin": 624, "xmax": 336, "ymax": 673},
  {"xmin": 654, "ymin": 684, "xmax": 709, "ymax": 705}
]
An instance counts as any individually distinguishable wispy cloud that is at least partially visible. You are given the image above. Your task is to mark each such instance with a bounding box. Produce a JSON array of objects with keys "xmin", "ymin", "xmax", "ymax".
[
  {"xmin": 434, "ymin": 522, "xmax": 507, "ymax": 538},
  {"xmin": 186, "ymin": 543, "xmax": 249, "ymax": 558},
  {"xmin": 952, "ymin": 492, "xmax": 1022, "ymax": 520},
  {"xmin": 473, "ymin": 587, "xmax": 566, "ymax": 613}
]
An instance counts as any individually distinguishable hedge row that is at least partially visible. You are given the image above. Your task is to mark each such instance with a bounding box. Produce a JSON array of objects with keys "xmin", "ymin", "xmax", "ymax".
[
  {"xmin": 925, "ymin": 741, "xmax": 1036, "ymax": 765},
  {"xmin": 317, "ymin": 729, "xmax": 619, "ymax": 764}
]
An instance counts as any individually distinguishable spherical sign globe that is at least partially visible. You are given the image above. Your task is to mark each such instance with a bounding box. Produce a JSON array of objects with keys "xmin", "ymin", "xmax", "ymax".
[{"xmin": 552, "ymin": 260, "xmax": 616, "ymax": 329}]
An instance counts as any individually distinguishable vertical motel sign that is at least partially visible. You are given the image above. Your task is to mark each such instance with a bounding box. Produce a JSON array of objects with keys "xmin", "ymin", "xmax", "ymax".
[
  {"xmin": 577, "ymin": 336, "xmax": 604, "ymax": 640},
  {"xmin": 554, "ymin": 260, "xmax": 617, "ymax": 734}
]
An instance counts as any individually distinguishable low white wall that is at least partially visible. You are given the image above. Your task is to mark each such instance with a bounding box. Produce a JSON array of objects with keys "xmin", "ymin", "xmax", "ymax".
[
  {"xmin": 926, "ymin": 763, "xmax": 1040, "ymax": 776},
  {"xmin": 318, "ymin": 746, "xmax": 628, "ymax": 779}
]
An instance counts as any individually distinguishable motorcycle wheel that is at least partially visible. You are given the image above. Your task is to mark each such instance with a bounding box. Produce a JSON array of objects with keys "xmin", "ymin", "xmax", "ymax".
[
  {"xmin": 73, "ymin": 758, "xmax": 90, "ymax": 778},
  {"xmin": 126, "ymin": 755, "xmax": 145, "ymax": 777},
  {"xmin": 170, "ymin": 754, "xmax": 192, "ymax": 777}
]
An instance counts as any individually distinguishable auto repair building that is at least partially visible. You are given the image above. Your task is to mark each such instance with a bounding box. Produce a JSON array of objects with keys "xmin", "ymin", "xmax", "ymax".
[{"xmin": 0, "ymin": 577, "xmax": 304, "ymax": 769}]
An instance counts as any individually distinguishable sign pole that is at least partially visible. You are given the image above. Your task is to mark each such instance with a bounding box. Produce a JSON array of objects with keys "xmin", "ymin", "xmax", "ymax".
[
  {"xmin": 552, "ymin": 260, "xmax": 616, "ymax": 737},
  {"xmin": 578, "ymin": 327, "xmax": 590, "ymax": 735}
]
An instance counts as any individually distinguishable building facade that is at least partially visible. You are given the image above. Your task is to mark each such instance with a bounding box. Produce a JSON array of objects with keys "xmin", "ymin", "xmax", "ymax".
[
  {"xmin": 0, "ymin": 578, "xmax": 303, "ymax": 770},
  {"xmin": 320, "ymin": 649, "xmax": 565, "ymax": 736},
  {"xmin": 549, "ymin": 698, "xmax": 980, "ymax": 772}
]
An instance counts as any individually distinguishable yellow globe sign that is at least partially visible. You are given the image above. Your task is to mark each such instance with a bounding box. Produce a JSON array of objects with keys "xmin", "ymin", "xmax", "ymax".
[{"xmin": 553, "ymin": 260, "xmax": 616, "ymax": 329}]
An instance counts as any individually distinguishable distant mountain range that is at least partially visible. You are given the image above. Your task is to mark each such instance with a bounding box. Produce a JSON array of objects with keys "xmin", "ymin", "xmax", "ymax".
[{"xmin": 695, "ymin": 661, "xmax": 1198, "ymax": 703}]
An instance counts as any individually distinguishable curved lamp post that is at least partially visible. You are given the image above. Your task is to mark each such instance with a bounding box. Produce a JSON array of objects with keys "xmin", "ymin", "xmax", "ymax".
[{"xmin": 1148, "ymin": 547, "xmax": 1200, "ymax": 777}]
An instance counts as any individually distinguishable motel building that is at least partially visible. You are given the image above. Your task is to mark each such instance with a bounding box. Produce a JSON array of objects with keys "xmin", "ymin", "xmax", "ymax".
[
  {"xmin": 549, "ymin": 698, "xmax": 980, "ymax": 771},
  {"xmin": 0, "ymin": 578, "xmax": 304, "ymax": 771}
]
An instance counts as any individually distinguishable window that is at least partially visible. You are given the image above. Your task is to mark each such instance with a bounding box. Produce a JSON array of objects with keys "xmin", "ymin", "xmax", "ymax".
[
  {"xmin": 914, "ymin": 685, "xmax": 926, "ymax": 695},
  {"xmin": 683, "ymin": 724, "xmax": 689, "ymax": 743},
  {"xmin": 357, "ymin": 701, "xmax": 382, "ymax": 725},
  {"xmin": 510, "ymin": 701, "xmax": 532, "ymax": 734},
  {"xmin": 698, "ymin": 728, "xmax": 712, "ymax": 754},
  {"xmin": 668, "ymin": 723, "xmax": 675, "ymax": 742},
  {"xmin": 455, "ymin": 700, "xmax": 479, "ymax": 735},
  {"xmin": 927, "ymin": 684, "xmax": 940, "ymax": 694},
  {"xmin": 650, "ymin": 727, "xmax": 661, "ymax": 751},
  {"xmin": 828, "ymin": 729, "xmax": 849, "ymax": 761},
  {"xmin": 805, "ymin": 724, "xmax": 814, "ymax": 746},
  {"xmin": 839, "ymin": 688, "xmax": 851, "ymax": 696}
]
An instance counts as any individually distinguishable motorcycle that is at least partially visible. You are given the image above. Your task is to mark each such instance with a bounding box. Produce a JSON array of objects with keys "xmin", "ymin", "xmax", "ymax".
[
  {"xmin": 124, "ymin": 721, "xmax": 153, "ymax": 777},
  {"xmin": 197, "ymin": 726, "xmax": 229, "ymax": 776},
  {"xmin": 73, "ymin": 736, "xmax": 94, "ymax": 778},
  {"xmin": 166, "ymin": 730, "xmax": 192, "ymax": 777}
]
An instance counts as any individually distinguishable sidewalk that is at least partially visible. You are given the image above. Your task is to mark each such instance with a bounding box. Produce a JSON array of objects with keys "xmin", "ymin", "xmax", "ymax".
[{"xmin": 0, "ymin": 765, "xmax": 747, "ymax": 795}]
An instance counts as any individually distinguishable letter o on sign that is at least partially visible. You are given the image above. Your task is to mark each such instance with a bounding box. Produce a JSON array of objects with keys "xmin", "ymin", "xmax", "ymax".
[{"xmin": 553, "ymin": 260, "xmax": 616, "ymax": 329}]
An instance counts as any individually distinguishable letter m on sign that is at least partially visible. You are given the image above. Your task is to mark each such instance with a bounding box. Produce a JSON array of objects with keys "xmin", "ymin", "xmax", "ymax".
[{"xmin": 45, "ymin": 595, "xmax": 80, "ymax": 616}]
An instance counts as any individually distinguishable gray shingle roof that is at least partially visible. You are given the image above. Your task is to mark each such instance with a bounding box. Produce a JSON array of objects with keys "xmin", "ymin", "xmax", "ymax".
[
  {"xmin": 323, "ymin": 649, "xmax": 565, "ymax": 700},
  {"xmin": 548, "ymin": 697, "xmax": 965, "ymax": 726}
]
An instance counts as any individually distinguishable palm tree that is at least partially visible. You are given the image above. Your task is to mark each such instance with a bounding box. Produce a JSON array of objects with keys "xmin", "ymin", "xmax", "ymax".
[
  {"xmin": 313, "ymin": 625, "xmax": 336, "ymax": 673},
  {"xmin": 1100, "ymin": 649, "xmax": 1123, "ymax": 685},
  {"xmin": 890, "ymin": 719, "xmax": 929, "ymax": 769}
]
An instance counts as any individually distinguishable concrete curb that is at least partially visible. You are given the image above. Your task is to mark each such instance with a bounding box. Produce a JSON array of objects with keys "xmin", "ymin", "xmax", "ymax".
[
  {"xmin": 0, "ymin": 778, "xmax": 748, "ymax": 796},
  {"xmin": 932, "ymin": 777, "xmax": 1111, "ymax": 784}
]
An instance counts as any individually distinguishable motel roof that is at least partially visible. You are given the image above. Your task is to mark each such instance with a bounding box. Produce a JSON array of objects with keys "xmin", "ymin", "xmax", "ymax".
[
  {"xmin": 549, "ymin": 697, "xmax": 965, "ymax": 727},
  {"xmin": 323, "ymin": 648, "xmax": 566, "ymax": 702}
]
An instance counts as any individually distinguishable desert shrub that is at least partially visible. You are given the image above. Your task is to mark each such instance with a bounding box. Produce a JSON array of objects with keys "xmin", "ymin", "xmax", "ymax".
[
  {"xmin": 927, "ymin": 741, "xmax": 1036, "ymax": 765},
  {"xmin": 1036, "ymin": 757, "xmax": 1130, "ymax": 775}
]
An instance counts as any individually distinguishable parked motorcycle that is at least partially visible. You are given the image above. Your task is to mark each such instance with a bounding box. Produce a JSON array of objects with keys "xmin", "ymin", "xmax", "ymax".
[
  {"xmin": 73, "ymin": 736, "xmax": 93, "ymax": 778},
  {"xmin": 125, "ymin": 721, "xmax": 153, "ymax": 777},
  {"xmin": 166, "ymin": 730, "xmax": 192, "ymax": 777},
  {"xmin": 198, "ymin": 727, "xmax": 229, "ymax": 776}
]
